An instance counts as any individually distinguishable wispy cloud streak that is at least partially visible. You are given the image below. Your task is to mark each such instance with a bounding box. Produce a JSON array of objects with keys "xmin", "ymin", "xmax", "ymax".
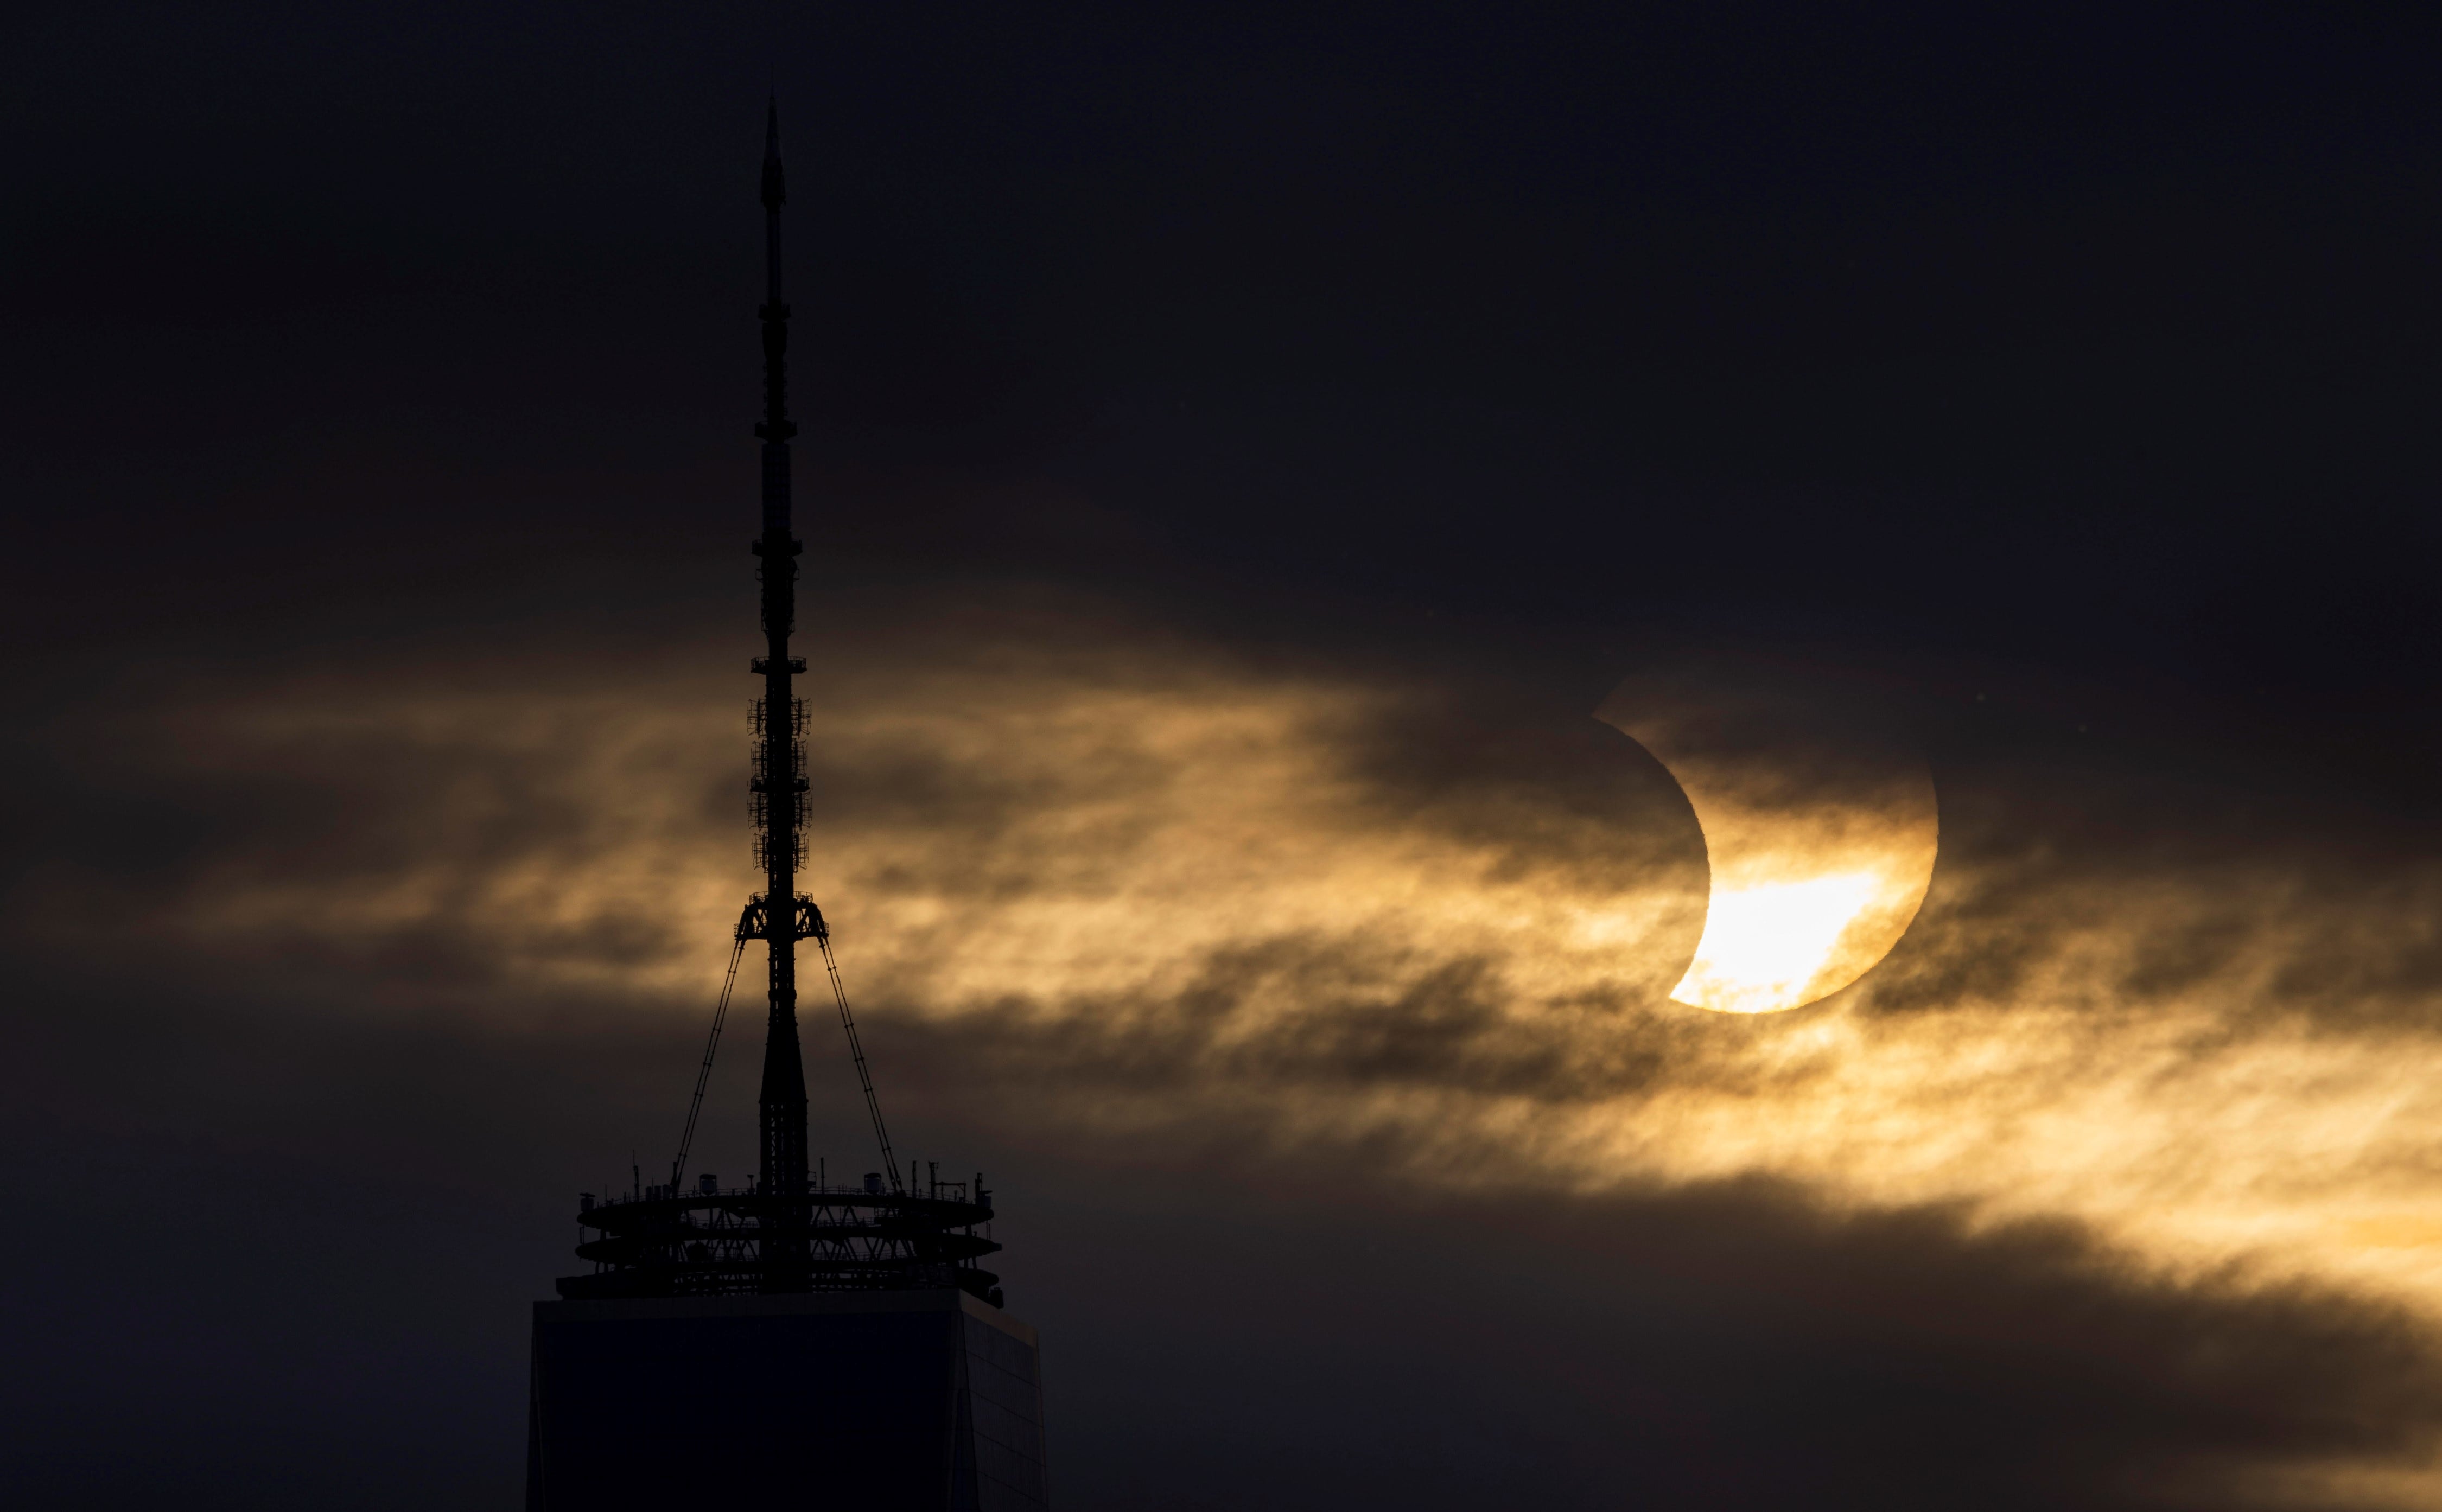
[{"xmin": 28, "ymin": 612, "xmax": 2442, "ymax": 1464}]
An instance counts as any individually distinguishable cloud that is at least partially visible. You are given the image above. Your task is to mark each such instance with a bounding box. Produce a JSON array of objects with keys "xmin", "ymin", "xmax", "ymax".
[
  {"xmin": 18, "ymin": 591, "xmax": 2442, "ymax": 1502},
  {"xmin": 1035, "ymin": 1175, "xmax": 2442, "ymax": 1511}
]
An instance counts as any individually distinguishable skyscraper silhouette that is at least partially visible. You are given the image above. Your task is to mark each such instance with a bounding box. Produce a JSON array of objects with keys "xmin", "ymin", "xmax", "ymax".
[{"xmin": 523, "ymin": 104, "xmax": 1050, "ymax": 1512}]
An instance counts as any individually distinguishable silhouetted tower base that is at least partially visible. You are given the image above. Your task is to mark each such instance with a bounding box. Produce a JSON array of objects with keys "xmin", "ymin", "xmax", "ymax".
[{"xmin": 526, "ymin": 1290, "xmax": 1048, "ymax": 1511}]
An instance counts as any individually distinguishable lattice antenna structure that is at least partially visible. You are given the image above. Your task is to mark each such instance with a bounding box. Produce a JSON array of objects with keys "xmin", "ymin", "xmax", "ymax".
[{"xmin": 749, "ymin": 99, "xmax": 812, "ymax": 1239}]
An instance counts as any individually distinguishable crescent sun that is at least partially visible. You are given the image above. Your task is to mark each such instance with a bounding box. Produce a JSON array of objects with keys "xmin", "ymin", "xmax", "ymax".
[{"xmin": 1595, "ymin": 662, "xmax": 1938, "ymax": 1015}]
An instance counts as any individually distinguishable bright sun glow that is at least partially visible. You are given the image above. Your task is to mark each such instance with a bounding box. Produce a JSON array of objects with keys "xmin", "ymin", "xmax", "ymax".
[
  {"xmin": 1671, "ymin": 869, "xmax": 1887, "ymax": 1014},
  {"xmin": 1598, "ymin": 669, "xmax": 1939, "ymax": 1017}
]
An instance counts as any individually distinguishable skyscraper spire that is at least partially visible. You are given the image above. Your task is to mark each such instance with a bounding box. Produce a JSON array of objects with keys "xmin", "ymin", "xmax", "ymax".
[
  {"xmin": 751, "ymin": 99, "xmax": 810, "ymax": 1239},
  {"xmin": 532, "ymin": 138, "xmax": 1051, "ymax": 1477},
  {"xmin": 553, "ymin": 102, "xmax": 1007, "ymax": 1313}
]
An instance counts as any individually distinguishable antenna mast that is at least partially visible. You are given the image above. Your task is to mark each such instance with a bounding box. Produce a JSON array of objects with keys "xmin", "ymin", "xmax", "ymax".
[{"xmin": 751, "ymin": 100, "xmax": 811, "ymax": 1226}]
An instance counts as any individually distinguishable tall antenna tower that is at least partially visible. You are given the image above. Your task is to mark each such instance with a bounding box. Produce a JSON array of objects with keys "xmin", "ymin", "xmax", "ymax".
[
  {"xmin": 528, "ymin": 106, "xmax": 1047, "ymax": 1512},
  {"xmin": 551, "ymin": 103, "xmax": 1001, "ymax": 1307}
]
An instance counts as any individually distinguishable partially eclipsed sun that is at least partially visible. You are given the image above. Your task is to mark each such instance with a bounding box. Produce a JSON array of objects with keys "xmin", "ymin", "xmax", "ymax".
[
  {"xmin": 1674, "ymin": 869, "xmax": 1890, "ymax": 1014},
  {"xmin": 1597, "ymin": 663, "xmax": 1938, "ymax": 1015}
]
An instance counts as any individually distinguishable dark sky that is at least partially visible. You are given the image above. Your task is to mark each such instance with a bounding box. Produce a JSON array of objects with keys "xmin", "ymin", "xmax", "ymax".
[{"xmin": 10, "ymin": 4, "xmax": 2442, "ymax": 1508}]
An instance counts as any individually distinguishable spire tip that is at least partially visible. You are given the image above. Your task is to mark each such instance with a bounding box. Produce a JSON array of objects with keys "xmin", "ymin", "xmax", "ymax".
[{"xmin": 760, "ymin": 99, "xmax": 785, "ymax": 208}]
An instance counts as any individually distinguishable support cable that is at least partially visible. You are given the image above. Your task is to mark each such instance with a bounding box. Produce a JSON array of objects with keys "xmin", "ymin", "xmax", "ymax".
[
  {"xmin": 671, "ymin": 920, "xmax": 751, "ymax": 1194},
  {"xmin": 813, "ymin": 923, "xmax": 901, "ymax": 1193}
]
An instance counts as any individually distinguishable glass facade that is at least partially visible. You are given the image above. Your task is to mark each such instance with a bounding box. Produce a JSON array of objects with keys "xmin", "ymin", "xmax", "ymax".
[{"xmin": 526, "ymin": 1290, "xmax": 1047, "ymax": 1511}]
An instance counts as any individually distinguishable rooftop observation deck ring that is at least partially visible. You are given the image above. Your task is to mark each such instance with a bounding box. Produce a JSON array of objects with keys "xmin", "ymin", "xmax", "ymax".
[{"xmin": 556, "ymin": 1181, "xmax": 1004, "ymax": 1305}]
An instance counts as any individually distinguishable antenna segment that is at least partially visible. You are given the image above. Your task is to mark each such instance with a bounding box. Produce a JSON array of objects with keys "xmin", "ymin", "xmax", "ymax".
[{"xmin": 751, "ymin": 98, "xmax": 811, "ymax": 1218}]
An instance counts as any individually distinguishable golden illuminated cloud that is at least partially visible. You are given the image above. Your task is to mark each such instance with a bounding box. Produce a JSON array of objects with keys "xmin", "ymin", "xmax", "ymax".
[{"xmin": 37, "ymin": 604, "xmax": 2442, "ymax": 1502}]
